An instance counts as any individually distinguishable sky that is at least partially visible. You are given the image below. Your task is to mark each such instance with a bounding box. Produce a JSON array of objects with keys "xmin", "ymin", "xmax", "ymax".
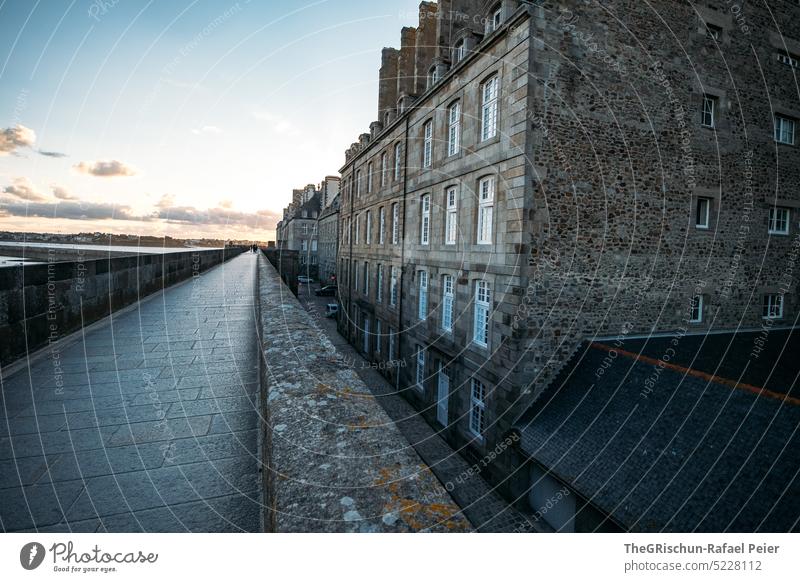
[{"xmin": 0, "ymin": 0, "xmax": 423, "ymax": 241}]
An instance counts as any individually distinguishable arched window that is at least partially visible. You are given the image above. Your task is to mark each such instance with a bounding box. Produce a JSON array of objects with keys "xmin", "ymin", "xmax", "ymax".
[
  {"xmin": 486, "ymin": 4, "xmax": 502, "ymax": 34},
  {"xmin": 452, "ymin": 39, "xmax": 465, "ymax": 63}
]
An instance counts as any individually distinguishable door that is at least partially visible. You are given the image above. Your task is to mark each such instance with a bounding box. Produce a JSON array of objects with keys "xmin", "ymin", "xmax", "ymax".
[{"xmin": 437, "ymin": 363, "xmax": 449, "ymax": 426}]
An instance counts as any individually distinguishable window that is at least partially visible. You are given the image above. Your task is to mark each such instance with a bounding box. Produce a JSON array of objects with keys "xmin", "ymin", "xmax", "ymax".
[
  {"xmin": 452, "ymin": 40, "xmax": 465, "ymax": 63},
  {"xmin": 302, "ymin": 224, "xmax": 309, "ymax": 235},
  {"xmin": 354, "ymin": 260, "xmax": 359, "ymax": 292},
  {"xmin": 763, "ymin": 294, "xmax": 784, "ymax": 320},
  {"xmin": 470, "ymin": 379, "xmax": 486, "ymax": 438},
  {"xmin": 356, "ymin": 170, "xmax": 362, "ymax": 196},
  {"xmin": 346, "ymin": 217, "xmax": 351, "ymax": 244},
  {"xmin": 477, "ymin": 177, "xmax": 495, "ymax": 244},
  {"xmin": 301, "ymin": 240, "xmax": 308, "ymax": 252},
  {"xmin": 394, "ymin": 143, "xmax": 402, "ymax": 180},
  {"xmin": 355, "ymin": 214, "xmax": 361, "ymax": 244},
  {"xmin": 392, "ymin": 203, "xmax": 400, "ymax": 244},
  {"xmin": 363, "ymin": 262, "xmax": 369, "ymax": 295},
  {"xmin": 442, "ymin": 275, "xmax": 454, "ymax": 332},
  {"xmin": 363, "ymin": 315, "xmax": 370, "ymax": 354},
  {"xmin": 695, "ymin": 197, "xmax": 711, "ymax": 229},
  {"xmin": 418, "ymin": 270, "xmax": 428, "ymax": 320},
  {"xmin": 311, "ymin": 240, "xmax": 317, "ymax": 252},
  {"xmin": 381, "ymin": 152, "xmax": 388, "ymax": 187},
  {"xmin": 388, "ymin": 327, "xmax": 396, "ymax": 361},
  {"xmin": 365, "ymin": 210, "xmax": 372, "ymax": 244},
  {"xmin": 701, "ymin": 94, "xmax": 716, "ymax": 128},
  {"xmin": 473, "ymin": 280, "xmax": 491, "ymax": 347},
  {"xmin": 375, "ymin": 319, "xmax": 382, "ymax": 355},
  {"xmin": 689, "ymin": 295, "xmax": 703, "ymax": 323},
  {"xmin": 428, "ymin": 66, "xmax": 439, "ymax": 89},
  {"xmin": 448, "ymin": 101, "xmax": 461, "ymax": 156},
  {"xmin": 423, "ymin": 120, "xmax": 433, "ymax": 168},
  {"xmin": 769, "ymin": 206, "xmax": 790, "ymax": 235},
  {"xmin": 376, "ymin": 264, "xmax": 384, "ymax": 303},
  {"xmin": 481, "ymin": 76, "xmax": 499, "ymax": 141},
  {"xmin": 390, "ymin": 266, "xmax": 398, "ymax": 307},
  {"xmin": 420, "ymin": 194, "xmax": 431, "ymax": 245},
  {"xmin": 705, "ymin": 23, "xmax": 722, "ymax": 40},
  {"xmin": 775, "ymin": 115, "xmax": 796, "ymax": 145},
  {"xmin": 445, "ymin": 186, "xmax": 458, "ymax": 245},
  {"xmin": 416, "ymin": 346, "xmax": 426, "ymax": 391},
  {"xmin": 778, "ymin": 51, "xmax": 800, "ymax": 69},
  {"xmin": 486, "ymin": 5, "xmax": 502, "ymax": 34},
  {"xmin": 379, "ymin": 207, "xmax": 386, "ymax": 244},
  {"xmin": 367, "ymin": 162, "xmax": 373, "ymax": 192}
]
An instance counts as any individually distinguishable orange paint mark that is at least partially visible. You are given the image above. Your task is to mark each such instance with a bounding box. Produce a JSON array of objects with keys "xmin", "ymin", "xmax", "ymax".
[{"xmin": 591, "ymin": 342, "xmax": 800, "ymax": 407}]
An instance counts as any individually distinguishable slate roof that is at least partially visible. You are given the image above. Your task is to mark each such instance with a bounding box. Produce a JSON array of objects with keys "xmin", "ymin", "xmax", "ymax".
[{"xmin": 515, "ymin": 328, "xmax": 800, "ymax": 532}]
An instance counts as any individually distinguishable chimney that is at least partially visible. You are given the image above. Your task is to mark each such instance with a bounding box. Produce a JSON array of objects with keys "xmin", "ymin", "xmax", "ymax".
[
  {"xmin": 414, "ymin": 2, "xmax": 439, "ymax": 94},
  {"xmin": 397, "ymin": 27, "xmax": 417, "ymax": 101},
  {"xmin": 378, "ymin": 48, "xmax": 399, "ymax": 125}
]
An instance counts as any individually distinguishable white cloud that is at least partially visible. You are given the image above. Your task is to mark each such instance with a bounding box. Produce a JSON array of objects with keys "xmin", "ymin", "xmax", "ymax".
[
  {"xmin": 0, "ymin": 125, "xmax": 36, "ymax": 156},
  {"xmin": 73, "ymin": 159, "xmax": 138, "ymax": 177},
  {"xmin": 2, "ymin": 177, "xmax": 47, "ymax": 201},
  {"xmin": 52, "ymin": 185, "xmax": 78, "ymax": 200}
]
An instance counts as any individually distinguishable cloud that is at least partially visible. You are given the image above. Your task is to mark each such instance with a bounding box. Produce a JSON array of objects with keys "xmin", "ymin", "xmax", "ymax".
[
  {"xmin": 38, "ymin": 150, "xmax": 68, "ymax": 158},
  {"xmin": 0, "ymin": 125, "xmax": 36, "ymax": 156},
  {"xmin": 73, "ymin": 159, "xmax": 137, "ymax": 177},
  {"xmin": 192, "ymin": 125, "xmax": 222, "ymax": 135},
  {"xmin": 2, "ymin": 177, "xmax": 47, "ymax": 201},
  {"xmin": 52, "ymin": 185, "xmax": 77, "ymax": 200},
  {"xmin": 252, "ymin": 111, "xmax": 299, "ymax": 136},
  {"xmin": 0, "ymin": 199, "xmax": 146, "ymax": 221},
  {"xmin": 153, "ymin": 197, "xmax": 280, "ymax": 230}
]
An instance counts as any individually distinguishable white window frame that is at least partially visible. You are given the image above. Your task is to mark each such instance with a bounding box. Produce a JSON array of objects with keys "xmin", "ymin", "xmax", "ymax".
[
  {"xmin": 695, "ymin": 197, "xmax": 711, "ymax": 230},
  {"xmin": 775, "ymin": 115, "xmax": 796, "ymax": 145},
  {"xmin": 420, "ymin": 194, "xmax": 431, "ymax": 245},
  {"xmin": 379, "ymin": 206, "xmax": 386, "ymax": 244},
  {"xmin": 381, "ymin": 152, "xmax": 388, "ymax": 187},
  {"xmin": 365, "ymin": 210, "xmax": 372, "ymax": 244},
  {"xmin": 763, "ymin": 294, "xmax": 784, "ymax": 320},
  {"xmin": 416, "ymin": 346, "xmax": 426, "ymax": 391},
  {"xmin": 448, "ymin": 101, "xmax": 461, "ymax": 156},
  {"xmin": 701, "ymin": 94, "xmax": 716, "ymax": 128},
  {"xmin": 311, "ymin": 239, "xmax": 317, "ymax": 252},
  {"xmin": 356, "ymin": 169, "xmax": 362, "ymax": 197},
  {"xmin": 376, "ymin": 264, "xmax": 383, "ymax": 303},
  {"xmin": 778, "ymin": 51, "xmax": 800, "ymax": 68},
  {"xmin": 486, "ymin": 5, "xmax": 502, "ymax": 34},
  {"xmin": 367, "ymin": 162, "xmax": 373, "ymax": 193},
  {"xmin": 689, "ymin": 295, "xmax": 704, "ymax": 323},
  {"xmin": 355, "ymin": 214, "xmax": 361, "ymax": 244},
  {"xmin": 390, "ymin": 265, "xmax": 398, "ymax": 307},
  {"xmin": 394, "ymin": 143, "xmax": 402, "ymax": 180},
  {"xmin": 445, "ymin": 186, "xmax": 458, "ymax": 245},
  {"xmin": 363, "ymin": 262, "xmax": 369, "ymax": 295},
  {"xmin": 469, "ymin": 379, "xmax": 486, "ymax": 439},
  {"xmin": 481, "ymin": 76, "xmax": 499, "ymax": 141},
  {"xmin": 769, "ymin": 206, "xmax": 790, "ymax": 235},
  {"xmin": 473, "ymin": 280, "xmax": 491, "ymax": 347},
  {"xmin": 442, "ymin": 274, "xmax": 454, "ymax": 332},
  {"xmin": 301, "ymin": 240, "xmax": 308, "ymax": 252},
  {"xmin": 392, "ymin": 203, "xmax": 400, "ymax": 245},
  {"xmin": 453, "ymin": 40, "xmax": 465, "ymax": 63},
  {"xmin": 418, "ymin": 270, "xmax": 428, "ymax": 320},
  {"xmin": 477, "ymin": 177, "xmax": 495, "ymax": 244},
  {"xmin": 423, "ymin": 120, "xmax": 433, "ymax": 168}
]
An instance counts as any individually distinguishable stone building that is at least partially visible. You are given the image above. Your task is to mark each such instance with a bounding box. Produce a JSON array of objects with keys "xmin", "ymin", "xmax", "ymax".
[
  {"xmin": 336, "ymin": 0, "xmax": 800, "ymax": 531},
  {"xmin": 317, "ymin": 194, "xmax": 340, "ymax": 284},
  {"xmin": 276, "ymin": 187, "xmax": 322, "ymax": 277}
]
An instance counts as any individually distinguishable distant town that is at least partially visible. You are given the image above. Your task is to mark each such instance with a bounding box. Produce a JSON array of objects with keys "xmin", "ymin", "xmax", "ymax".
[{"xmin": 0, "ymin": 230, "xmax": 268, "ymax": 249}]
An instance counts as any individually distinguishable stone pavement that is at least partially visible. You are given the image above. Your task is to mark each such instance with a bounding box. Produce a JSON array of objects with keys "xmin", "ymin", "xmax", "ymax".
[
  {"xmin": 298, "ymin": 286, "xmax": 540, "ymax": 533},
  {"xmin": 0, "ymin": 252, "xmax": 262, "ymax": 532}
]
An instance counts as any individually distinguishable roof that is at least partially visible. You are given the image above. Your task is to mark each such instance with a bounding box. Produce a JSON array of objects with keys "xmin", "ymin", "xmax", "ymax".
[{"xmin": 515, "ymin": 328, "xmax": 800, "ymax": 532}]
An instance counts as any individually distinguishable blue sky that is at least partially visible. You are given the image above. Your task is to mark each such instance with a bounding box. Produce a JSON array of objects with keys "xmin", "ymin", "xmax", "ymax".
[{"xmin": 0, "ymin": 0, "xmax": 422, "ymax": 240}]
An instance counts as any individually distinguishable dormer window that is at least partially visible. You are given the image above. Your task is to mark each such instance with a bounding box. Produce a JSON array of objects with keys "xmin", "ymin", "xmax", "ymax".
[
  {"xmin": 486, "ymin": 5, "xmax": 502, "ymax": 34},
  {"xmin": 778, "ymin": 51, "xmax": 800, "ymax": 69},
  {"xmin": 452, "ymin": 40, "xmax": 465, "ymax": 63},
  {"xmin": 705, "ymin": 23, "xmax": 722, "ymax": 40},
  {"xmin": 428, "ymin": 66, "xmax": 439, "ymax": 89}
]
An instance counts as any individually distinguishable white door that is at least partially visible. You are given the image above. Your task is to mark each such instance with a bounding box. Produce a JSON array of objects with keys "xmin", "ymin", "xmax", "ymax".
[{"xmin": 437, "ymin": 363, "xmax": 449, "ymax": 426}]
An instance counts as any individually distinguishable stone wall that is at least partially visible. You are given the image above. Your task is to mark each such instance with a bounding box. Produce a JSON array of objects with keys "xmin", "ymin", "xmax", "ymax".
[
  {"xmin": 255, "ymin": 254, "xmax": 470, "ymax": 532},
  {"xmin": 0, "ymin": 248, "xmax": 244, "ymax": 366}
]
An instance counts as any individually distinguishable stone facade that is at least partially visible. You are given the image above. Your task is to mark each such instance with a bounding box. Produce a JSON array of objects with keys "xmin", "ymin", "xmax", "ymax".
[
  {"xmin": 337, "ymin": 0, "xmax": 799, "ymax": 518},
  {"xmin": 317, "ymin": 195, "xmax": 340, "ymax": 284},
  {"xmin": 276, "ymin": 188, "xmax": 322, "ymax": 277}
]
